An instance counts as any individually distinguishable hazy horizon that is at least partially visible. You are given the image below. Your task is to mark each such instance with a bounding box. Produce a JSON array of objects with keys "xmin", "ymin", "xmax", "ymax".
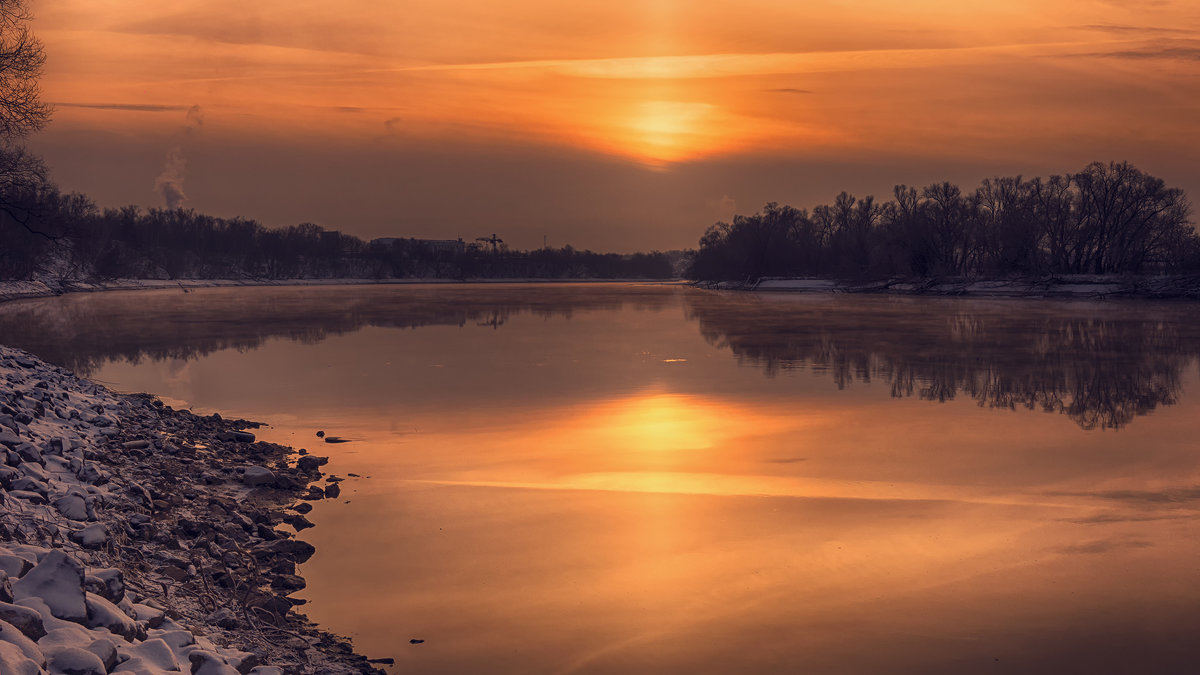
[{"xmin": 27, "ymin": 1, "xmax": 1200, "ymax": 252}]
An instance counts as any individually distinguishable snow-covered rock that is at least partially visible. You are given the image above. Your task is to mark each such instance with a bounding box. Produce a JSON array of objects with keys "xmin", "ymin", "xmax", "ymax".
[
  {"xmin": 46, "ymin": 645, "xmax": 107, "ymax": 675},
  {"xmin": 84, "ymin": 592, "xmax": 139, "ymax": 640},
  {"xmin": 0, "ymin": 602, "xmax": 45, "ymax": 640},
  {"xmin": 0, "ymin": 640, "xmax": 44, "ymax": 675},
  {"xmin": 12, "ymin": 550, "xmax": 87, "ymax": 623},
  {"xmin": 69, "ymin": 523, "xmax": 108, "ymax": 548},
  {"xmin": 0, "ymin": 617, "xmax": 44, "ymax": 664},
  {"xmin": 53, "ymin": 493, "xmax": 89, "ymax": 521},
  {"xmin": 242, "ymin": 465, "xmax": 276, "ymax": 487}
]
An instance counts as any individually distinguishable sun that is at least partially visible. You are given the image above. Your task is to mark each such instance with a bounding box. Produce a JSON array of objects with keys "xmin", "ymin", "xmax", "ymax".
[
  {"xmin": 626, "ymin": 100, "xmax": 714, "ymax": 163},
  {"xmin": 572, "ymin": 99, "xmax": 725, "ymax": 166}
]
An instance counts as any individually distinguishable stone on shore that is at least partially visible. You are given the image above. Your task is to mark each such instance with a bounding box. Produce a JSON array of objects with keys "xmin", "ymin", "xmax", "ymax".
[
  {"xmin": 84, "ymin": 569, "xmax": 124, "ymax": 605},
  {"xmin": 11, "ymin": 551, "xmax": 87, "ymax": 623},
  {"xmin": 69, "ymin": 524, "xmax": 109, "ymax": 549},
  {"xmin": 0, "ymin": 640, "xmax": 44, "ymax": 675},
  {"xmin": 255, "ymin": 539, "xmax": 317, "ymax": 564},
  {"xmin": 296, "ymin": 455, "xmax": 327, "ymax": 474},
  {"xmin": 0, "ymin": 602, "xmax": 46, "ymax": 640},
  {"xmin": 217, "ymin": 431, "xmax": 256, "ymax": 443},
  {"xmin": 52, "ymin": 493, "xmax": 90, "ymax": 521},
  {"xmin": 242, "ymin": 466, "xmax": 276, "ymax": 487},
  {"xmin": 47, "ymin": 645, "xmax": 107, "ymax": 675},
  {"xmin": 189, "ymin": 649, "xmax": 242, "ymax": 675},
  {"xmin": 84, "ymin": 592, "xmax": 140, "ymax": 640},
  {"xmin": 0, "ymin": 618, "xmax": 44, "ymax": 663}
]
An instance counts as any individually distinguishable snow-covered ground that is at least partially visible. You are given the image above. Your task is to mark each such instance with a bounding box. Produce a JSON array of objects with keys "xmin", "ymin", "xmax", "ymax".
[
  {"xmin": 711, "ymin": 275, "xmax": 1200, "ymax": 298},
  {"xmin": 0, "ymin": 278, "xmax": 469, "ymax": 305},
  {"xmin": 0, "ymin": 277, "xmax": 684, "ymax": 305},
  {"xmin": 0, "ymin": 345, "xmax": 386, "ymax": 674}
]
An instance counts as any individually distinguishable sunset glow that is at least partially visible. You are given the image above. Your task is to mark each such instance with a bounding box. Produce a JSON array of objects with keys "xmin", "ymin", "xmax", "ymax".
[{"xmin": 26, "ymin": 0, "xmax": 1200, "ymax": 249}]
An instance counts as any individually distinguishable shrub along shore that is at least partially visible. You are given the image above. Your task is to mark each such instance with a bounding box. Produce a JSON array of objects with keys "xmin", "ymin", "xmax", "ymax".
[{"xmin": 0, "ymin": 345, "xmax": 388, "ymax": 674}]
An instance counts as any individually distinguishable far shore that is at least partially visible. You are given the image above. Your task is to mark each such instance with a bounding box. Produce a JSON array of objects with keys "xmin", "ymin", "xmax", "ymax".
[
  {"xmin": 4, "ymin": 273, "xmax": 1200, "ymax": 307},
  {"xmin": 696, "ymin": 274, "xmax": 1200, "ymax": 300},
  {"xmin": 0, "ymin": 277, "xmax": 687, "ymax": 305}
]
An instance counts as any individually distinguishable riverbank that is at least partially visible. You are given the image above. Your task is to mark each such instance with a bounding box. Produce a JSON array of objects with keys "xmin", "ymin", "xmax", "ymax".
[
  {"xmin": 0, "ymin": 345, "xmax": 387, "ymax": 674},
  {"xmin": 701, "ymin": 274, "xmax": 1200, "ymax": 299},
  {"xmin": 0, "ymin": 277, "xmax": 683, "ymax": 305},
  {"xmin": 9, "ymin": 274, "xmax": 1200, "ymax": 309}
]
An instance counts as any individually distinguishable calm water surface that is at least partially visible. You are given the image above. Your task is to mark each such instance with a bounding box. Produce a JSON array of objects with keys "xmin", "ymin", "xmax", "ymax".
[{"xmin": 3, "ymin": 283, "xmax": 1200, "ymax": 674}]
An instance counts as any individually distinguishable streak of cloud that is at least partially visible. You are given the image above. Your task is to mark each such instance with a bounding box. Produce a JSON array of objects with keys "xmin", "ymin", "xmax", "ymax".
[
  {"xmin": 377, "ymin": 43, "xmax": 1096, "ymax": 80},
  {"xmin": 1088, "ymin": 46, "xmax": 1200, "ymax": 60},
  {"xmin": 1055, "ymin": 538, "xmax": 1154, "ymax": 555},
  {"xmin": 54, "ymin": 102, "xmax": 193, "ymax": 112},
  {"xmin": 1047, "ymin": 486, "xmax": 1200, "ymax": 504},
  {"xmin": 1073, "ymin": 23, "xmax": 1192, "ymax": 35}
]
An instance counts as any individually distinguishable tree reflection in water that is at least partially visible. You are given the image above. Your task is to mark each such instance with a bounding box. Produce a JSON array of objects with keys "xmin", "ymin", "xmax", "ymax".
[
  {"xmin": 0, "ymin": 285, "xmax": 1196, "ymax": 431},
  {"xmin": 684, "ymin": 293, "xmax": 1199, "ymax": 430},
  {"xmin": 0, "ymin": 284, "xmax": 673, "ymax": 377}
]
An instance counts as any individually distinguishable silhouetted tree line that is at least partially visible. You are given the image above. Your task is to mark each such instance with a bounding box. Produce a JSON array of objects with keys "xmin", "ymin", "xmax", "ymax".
[
  {"xmin": 689, "ymin": 162, "xmax": 1198, "ymax": 281},
  {"xmin": 0, "ymin": 191, "xmax": 679, "ymax": 281},
  {"xmin": 368, "ymin": 238, "xmax": 677, "ymax": 280},
  {"xmin": 0, "ymin": 3, "xmax": 675, "ymax": 283}
]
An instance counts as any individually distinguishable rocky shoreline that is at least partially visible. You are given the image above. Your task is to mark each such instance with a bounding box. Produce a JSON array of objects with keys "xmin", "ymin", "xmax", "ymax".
[{"xmin": 0, "ymin": 345, "xmax": 387, "ymax": 674}]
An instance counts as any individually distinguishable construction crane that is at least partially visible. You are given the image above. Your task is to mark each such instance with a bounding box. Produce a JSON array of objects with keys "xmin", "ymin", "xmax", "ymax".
[{"xmin": 476, "ymin": 233, "xmax": 503, "ymax": 253}]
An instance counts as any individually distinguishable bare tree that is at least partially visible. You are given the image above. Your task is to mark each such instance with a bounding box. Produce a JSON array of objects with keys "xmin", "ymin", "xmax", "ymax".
[
  {"xmin": 0, "ymin": 0, "xmax": 53, "ymax": 265},
  {"xmin": 0, "ymin": 0, "xmax": 51, "ymax": 139}
]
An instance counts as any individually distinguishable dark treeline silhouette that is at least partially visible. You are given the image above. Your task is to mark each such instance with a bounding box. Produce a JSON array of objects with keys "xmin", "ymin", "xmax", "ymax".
[
  {"xmin": 0, "ymin": 194, "xmax": 679, "ymax": 281},
  {"xmin": 689, "ymin": 162, "xmax": 1198, "ymax": 281},
  {"xmin": 684, "ymin": 292, "xmax": 1200, "ymax": 430},
  {"xmin": 0, "ymin": 0, "xmax": 673, "ymax": 283}
]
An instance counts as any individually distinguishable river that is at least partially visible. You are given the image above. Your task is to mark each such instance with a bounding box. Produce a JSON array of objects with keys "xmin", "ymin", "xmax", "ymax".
[{"xmin": 3, "ymin": 282, "xmax": 1200, "ymax": 674}]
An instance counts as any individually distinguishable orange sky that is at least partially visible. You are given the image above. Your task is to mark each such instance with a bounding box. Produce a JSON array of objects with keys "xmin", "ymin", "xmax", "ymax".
[{"xmin": 26, "ymin": 0, "xmax": 1200, "ymax": 251}]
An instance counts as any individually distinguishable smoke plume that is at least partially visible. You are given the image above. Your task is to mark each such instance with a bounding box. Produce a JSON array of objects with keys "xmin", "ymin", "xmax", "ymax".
[{"xmin": 155, "ymin": 105, "xmax": 204, "ymax": 209}]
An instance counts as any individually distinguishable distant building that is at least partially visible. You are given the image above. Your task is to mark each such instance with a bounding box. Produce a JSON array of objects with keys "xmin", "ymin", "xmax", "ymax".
[{"xmin": 371, "ymin": 237, "xmax": 467, "ymax": 255}]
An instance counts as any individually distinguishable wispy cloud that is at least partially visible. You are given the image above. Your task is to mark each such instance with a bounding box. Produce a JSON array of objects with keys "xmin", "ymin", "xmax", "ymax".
[
  {"xmin": 54, "ymin": 102, "xmax": 193, "ymax": 112},
  {"xmin": 767, "ymin": 88, "xmax": 814, "ymax": 95},
  {"xmin": 1047, "ymin": 486, "xmax": 1200, "ymax": 504},
  {"xmin": 1066, "ymin": 512, "xmax": 1187, "ymax": 525},
  {"xmin": 378, "ymin": 42, "xmax": 1095, "ymax": 80},
  {"xmin": 1073, "ymin": 23, "xmax": 1193, "ymax": 35},
  {"xmin": 1090, "ymin": 46, "xmax": 1200, "ymax": 60},
  {"xmin": 1056, "ymin": 538, "xmax": 1154, "ymax": 555}
]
